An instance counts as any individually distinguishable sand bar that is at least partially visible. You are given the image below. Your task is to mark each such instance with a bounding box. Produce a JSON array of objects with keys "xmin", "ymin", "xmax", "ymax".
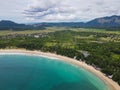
[{"xmin": 0, "ymin": 49, "xmax": 120, "ymax": 90}]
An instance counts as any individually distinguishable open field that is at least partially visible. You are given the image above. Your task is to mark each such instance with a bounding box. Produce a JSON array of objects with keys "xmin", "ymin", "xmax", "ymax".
[
  {"xmin": 0, "ymin": 27, "xmax": 120, "ymax": 35},
  {"xmin": 0, "ymin": 27, "xmax": 68, "ymax": 36}
]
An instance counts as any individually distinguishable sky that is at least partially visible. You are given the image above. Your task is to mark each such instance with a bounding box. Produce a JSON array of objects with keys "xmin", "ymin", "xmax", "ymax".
[{"xmin": 0, "ymin": 0, "xmax": 120, "ymax": 23}]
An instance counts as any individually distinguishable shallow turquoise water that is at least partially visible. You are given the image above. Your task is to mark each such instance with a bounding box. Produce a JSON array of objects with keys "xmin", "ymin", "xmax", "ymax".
[{"xmin": 0, "ymin": 54, "xmax": 109, "ymax": 90}]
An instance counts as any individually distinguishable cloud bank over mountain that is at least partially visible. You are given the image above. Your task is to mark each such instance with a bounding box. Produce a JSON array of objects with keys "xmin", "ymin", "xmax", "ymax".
[{"xmin": 24, "ymin": 0, "xmax": 120, "ymax": 22}]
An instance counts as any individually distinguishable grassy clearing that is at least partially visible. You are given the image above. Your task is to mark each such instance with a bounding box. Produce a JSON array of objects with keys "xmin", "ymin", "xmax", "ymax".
[
  {"xmin": 71, "ymin": 28, "xmax": 120, "ymax": 34},
  {"xmin": 0, "ymin": 27, "xmax": 67, "ymax": 36},
  {"xmin": 0, "ymin": 27, "xmax": 120, "ymax": 36}
]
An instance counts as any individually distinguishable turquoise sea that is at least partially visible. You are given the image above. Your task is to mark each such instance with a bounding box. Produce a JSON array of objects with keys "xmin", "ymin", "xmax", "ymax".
[{"xmin": 0, "ymin": 54, "xmax": 109, "ymax": 90}]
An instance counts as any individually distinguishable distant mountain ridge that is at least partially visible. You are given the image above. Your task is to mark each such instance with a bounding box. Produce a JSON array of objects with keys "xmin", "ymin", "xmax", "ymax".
[
  {"xmin": 86, "ymin": 15, "xmax": 120, "ymax": 28},
  {"xmin": 0, "ymin": 15, "xmax": 120, "ymax": 30},
  {"xmin": 0, "ymin": 20, "xmax": 45, "ymax": 30},
  {"xmin": 34, "ymin": 15, "xmax": 120, "ymax": 29}
]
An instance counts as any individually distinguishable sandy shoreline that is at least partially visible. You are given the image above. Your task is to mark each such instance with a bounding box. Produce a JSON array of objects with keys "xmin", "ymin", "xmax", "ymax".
[{"xmin": 0, "ymin": 49, "xmax": 120, "ymax": 90}]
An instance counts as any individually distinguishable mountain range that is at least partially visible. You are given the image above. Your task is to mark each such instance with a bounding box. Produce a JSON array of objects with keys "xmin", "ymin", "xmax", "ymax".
[
  {"xmin": 86, "ymin": 15, "xmax": 120, "ymax": 28},
  {"xmin": 0, "ymin": 15, "xmax": 120, "ymax": 30},
  {"xmin": 0, "ymin": 20, "xmax": 45, "ymax": 30}
]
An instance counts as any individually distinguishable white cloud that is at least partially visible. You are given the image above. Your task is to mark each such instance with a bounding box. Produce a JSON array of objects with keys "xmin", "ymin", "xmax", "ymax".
[
  {"xmin": 24, "ymin": 0, "xmax": 120, "ymax": 22},
  {"xmin": 0, "ymin": 0, "xmax": 30, "ymax": 22}
]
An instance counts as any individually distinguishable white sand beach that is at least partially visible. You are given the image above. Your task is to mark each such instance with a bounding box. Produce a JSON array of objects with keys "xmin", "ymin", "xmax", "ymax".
[{"xmin": 0, "ymin": 49, "xmax": 120, "ymax": 90}]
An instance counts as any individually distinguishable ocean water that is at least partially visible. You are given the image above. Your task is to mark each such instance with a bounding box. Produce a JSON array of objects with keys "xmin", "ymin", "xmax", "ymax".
[{"xmin": 0, "ymin": 54, "xmax": 109, "ymax": 90}]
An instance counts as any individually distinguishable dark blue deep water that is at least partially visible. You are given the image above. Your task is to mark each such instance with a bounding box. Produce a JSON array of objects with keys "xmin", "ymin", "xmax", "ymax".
[{"xmin": 0, "ymin": 54, "xmax": 109, "ymax": 90}]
